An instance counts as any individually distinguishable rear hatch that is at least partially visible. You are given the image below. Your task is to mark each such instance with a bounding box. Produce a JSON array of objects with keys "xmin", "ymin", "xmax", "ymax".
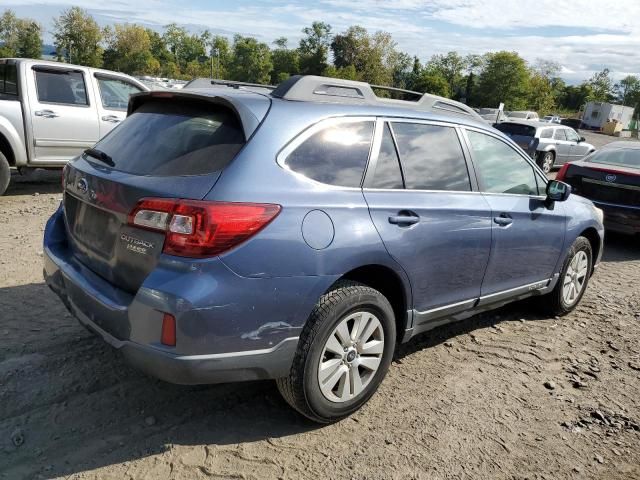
[
  {"xmin": 562, "ymin": 150, "xmax": 640, "ymax": 206},
  {"xmin": 63, "ymin": 92, "xmax": 266, "ymax": 293}
]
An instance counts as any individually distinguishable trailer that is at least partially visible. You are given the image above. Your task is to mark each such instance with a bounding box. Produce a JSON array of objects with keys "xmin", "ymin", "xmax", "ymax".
[{"xmin": 582, "ymin": 102, "xmax": 635, "ymax": 130}]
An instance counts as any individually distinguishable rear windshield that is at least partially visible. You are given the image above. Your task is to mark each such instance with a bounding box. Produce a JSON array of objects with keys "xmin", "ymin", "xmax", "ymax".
[
  {"xmin": 90, "ymin": 99, "xmax": 245, "ymax": 176},
  {"xmin": 494, "ymin": 123, "xmax": 536, "ymax": 137},
  {"xmin": 588, "ymin": 148, "xmax": 640, "ymax": 169}
]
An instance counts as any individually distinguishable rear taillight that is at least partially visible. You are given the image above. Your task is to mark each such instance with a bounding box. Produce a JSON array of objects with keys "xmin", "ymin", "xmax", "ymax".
[
  {"xmin": 556, "ymin": 163, "xmax": 570, "ymax": 181},
  {"xmin": 128, "ymin": 198, "xmax": 281, "ymax": 258}
]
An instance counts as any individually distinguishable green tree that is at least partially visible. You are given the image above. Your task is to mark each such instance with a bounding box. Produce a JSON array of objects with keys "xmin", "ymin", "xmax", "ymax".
[
  {"xmin": 53, "ymin": 7, "xmax": 103, "ymax": 66},
  {"xmin": 614, "ymin": 75, "xmax": 640, "ymax": 106},
  {"xmin": 270, "ymin": 37, "xmax": 299, "ymax": 84},
  {"xmin": 324, "ymin": 64, "xmax": 358, "ymax": 81},
  {"xmin": 557, "ymin": 83, "xmax": 592, "ymax": 111},
  {"xmin": 0, "ymin": 10, "xmax": 42, "ymax": 58},
  {"xmin": 476, "ymin": 51, "xmax": 530, "ymax": 109},
  {"xmin": 162, "ymin": 24, "xmax": 206, "ymax": 73},
  {"xmin": 427, "ymin": 51, "xmax": 466, "ymax": 98},
  {"xmin": 528, "ymin": 73, "xmax": 555, "ymax": 115},
  {"xmin": 587, "ymin": 68, "xmax": 614, "ymax": 102},
  {"xmin": 298, "ymin": 21, "xmax": 331, "ymax": 75},
  {"xmin": 205, "ymin": 34, "xmax": 231, "ymax": 79},
  {"xmin": 229, "ymin": 35, "xmax": 272, "ymax": 83},
  {"xmin": 103, "ymin": 24, "xmax": 154, "ymax": 75},
  {"xmin": 412, "ymin": 69, "xmax": 450, "ymax": 97},
  {"xmin": 462, "ymin": 54, "xmax": 484, "ymax": 105}
]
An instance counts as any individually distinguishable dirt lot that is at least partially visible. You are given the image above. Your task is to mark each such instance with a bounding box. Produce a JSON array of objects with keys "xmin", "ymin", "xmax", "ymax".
[{"xmin": 1, "ymin": 159, "xmax": 639, "ymax": 479}]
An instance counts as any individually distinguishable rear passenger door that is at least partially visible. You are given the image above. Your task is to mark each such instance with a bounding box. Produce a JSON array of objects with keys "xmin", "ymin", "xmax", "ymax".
[
  {"xmin": 552, "ymin": 128, "xmax": 570, "ymax": 164},
  {"xmin": 462, "ymin": 128, "xmax": 566, "ymax": 299},
  {"xmin": 27, "ymin": 66, "xmax": 100, "ymax": 164},
  {"xmin": 363, "ymin": 119, "xmax": 492, "ymax": 329}
]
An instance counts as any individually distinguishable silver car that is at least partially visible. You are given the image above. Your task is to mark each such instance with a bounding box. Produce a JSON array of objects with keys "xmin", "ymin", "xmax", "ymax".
[{"xmin": 495, "ymin": 121, "xmax": 595, "ymax": 173}]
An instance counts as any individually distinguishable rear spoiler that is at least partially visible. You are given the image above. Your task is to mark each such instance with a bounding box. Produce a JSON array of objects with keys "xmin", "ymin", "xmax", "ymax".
[{"xmin": 127, "ymin": 90, "xmax": 270, "ymax": 140}]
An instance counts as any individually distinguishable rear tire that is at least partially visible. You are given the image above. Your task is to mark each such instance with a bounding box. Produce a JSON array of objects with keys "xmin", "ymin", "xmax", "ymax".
[
  {"xmin": 536, "ymin": 236, "xmax": 592, "ymax": 316},
  {"xmin": 0, "ymin": 152, "xmax": 10, "ymax": 196},
  {"xmin": 277, "ymin": 280, "xmax": 396, "ymax": 423},
  {"xmin": 537, "ymin": 151, "xmax": 555, "ymax": 174}
]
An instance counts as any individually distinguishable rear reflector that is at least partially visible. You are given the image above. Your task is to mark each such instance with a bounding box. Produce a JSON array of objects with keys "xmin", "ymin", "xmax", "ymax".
[
  {"xmin": 128, "ymin": 199, "xmax": 281, "ymax": 258},
  {"xmin": 161, "ymin": 313, "xmax": 176, "ymax": 346}
]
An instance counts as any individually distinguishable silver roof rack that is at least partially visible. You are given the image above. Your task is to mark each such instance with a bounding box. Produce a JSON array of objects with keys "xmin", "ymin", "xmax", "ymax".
[
  {"xmin": 184, "ymin": 78, "xmax": 276, "ymax": 91},
  {"xmin": 271, "ymin": 75, "xmax": 482, "ymax": 121}
]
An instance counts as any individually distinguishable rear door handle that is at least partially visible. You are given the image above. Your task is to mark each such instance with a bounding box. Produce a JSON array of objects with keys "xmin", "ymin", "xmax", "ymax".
[
  {"xmin": 493, "ymin": 214, "xmax": 513, "ymax": 227},
  {"xmin": 389, "ymin": 213, "xmax": 420, "ymax": 226}
]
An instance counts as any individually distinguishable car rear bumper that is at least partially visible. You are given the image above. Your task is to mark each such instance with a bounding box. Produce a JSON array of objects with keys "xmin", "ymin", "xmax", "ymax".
[
  {"xmin": 593, "ymin": 200, "xmax": 640, "ymax": 235},
  {"xmin": 42, "ymin": 206, "xmax": 333, "ymax": 385}
]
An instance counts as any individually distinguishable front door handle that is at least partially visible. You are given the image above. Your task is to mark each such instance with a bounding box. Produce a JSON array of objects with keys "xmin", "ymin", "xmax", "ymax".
[
  {"xmin": 101, "ymin": 115, "xmax": 121, "ymax": 123},
  {"xmin": 494, "ymin": 214, "xmax": 513, "ymax": 227},
  {"xmin": 35, "ymin": 109, "xmax": 59, "ymax": 118},
  {"xmin": 389, "ymin": 213, "xmax": 420, "ymax": 226}
]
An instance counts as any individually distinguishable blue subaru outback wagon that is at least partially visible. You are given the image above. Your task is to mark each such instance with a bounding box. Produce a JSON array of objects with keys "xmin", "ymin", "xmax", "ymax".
[{"xmin": 44, "ymin": 75, "xmax": 604, "ymax": 423}]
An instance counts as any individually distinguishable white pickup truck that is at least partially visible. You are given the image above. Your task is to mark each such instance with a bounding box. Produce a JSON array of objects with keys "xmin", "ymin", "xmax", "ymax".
[{"xmin": 0, "ymin": 58, "xmax": 149, "ymax": 195}]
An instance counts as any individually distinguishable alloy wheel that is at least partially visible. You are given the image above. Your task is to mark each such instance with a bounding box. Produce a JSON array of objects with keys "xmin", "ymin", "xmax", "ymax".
[
  {"xmin": 562, "ymin": 250, "xmax": 589, "ymax": 306},
  {"xmin": 317, "ymin": 311, "xmax": 384, "ymax": 403},
  {"xmin": 542, "ymin": 153, "xmax": 554, "ymax": 173}
]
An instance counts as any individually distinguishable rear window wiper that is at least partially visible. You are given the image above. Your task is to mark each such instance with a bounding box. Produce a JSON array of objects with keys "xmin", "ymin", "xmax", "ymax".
[{"xmin": 84, "ymin": 148, "xmax": 115, "ymax": 167}]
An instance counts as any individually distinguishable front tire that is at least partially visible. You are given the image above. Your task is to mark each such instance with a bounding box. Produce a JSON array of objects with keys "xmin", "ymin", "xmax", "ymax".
[
  {"xmin": 0, "ymin": 152, "xmax": 10, "ymax": 196},
  {"xmin": 537, "ymin": 151, "xmax": 555, "ymax": 174},
  {"xmin": 537, "ymin": 236, "xmax": 592, "ymax": 316},
  {"xmin": 277, "ymin": 281, "xmax": 396, "ymax": 423}
]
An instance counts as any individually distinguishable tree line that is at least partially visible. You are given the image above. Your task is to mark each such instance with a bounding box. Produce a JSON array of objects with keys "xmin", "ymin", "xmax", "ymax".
[{"xmin": 2, "ymin": 7, "xmax": 640, "ymax": 115}]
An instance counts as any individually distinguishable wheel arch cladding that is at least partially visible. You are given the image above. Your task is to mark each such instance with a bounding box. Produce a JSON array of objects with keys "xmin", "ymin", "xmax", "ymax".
[
  {"xmin": 579, "ymin": 227, "xmax": 600, "ymax": 274},
  {"xmin": 0, "ymin": 133, "xmax": 15, "ymax": 166}
]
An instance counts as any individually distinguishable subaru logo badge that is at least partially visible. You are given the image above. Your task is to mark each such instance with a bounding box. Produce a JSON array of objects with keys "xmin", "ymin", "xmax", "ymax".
[
  {"xmin": 77, "ymin": 178, "xmax": 88, "ymax": 194},
  {"xmin": 605, "ymin": 174, "xmax": 616, "ymax": 183}
]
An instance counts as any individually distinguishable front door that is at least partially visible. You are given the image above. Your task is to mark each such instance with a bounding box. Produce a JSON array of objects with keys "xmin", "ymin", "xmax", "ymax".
[
  {"xmin": 565, "ymin": 128, "xmax": 592, "ymax": 161},
  {"xmin": 463, "ymin": 129, "xmax": 566, "ymax": 298},
  {"xmin": 28, "ymin": 67, "xmax": 99, "ymax": 164},
  {"xmin": 363, "ymin": 120, "xmax": 492, "ymax": 328},
  {"xmin": 91, "ymin": 74, "xmax": 144, "ymax": 138}
]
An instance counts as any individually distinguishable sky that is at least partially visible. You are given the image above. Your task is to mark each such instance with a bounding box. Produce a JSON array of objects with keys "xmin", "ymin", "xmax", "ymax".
[{"xmin": 5, "ymin": 0, "xmax": 640, "ymax": 84}]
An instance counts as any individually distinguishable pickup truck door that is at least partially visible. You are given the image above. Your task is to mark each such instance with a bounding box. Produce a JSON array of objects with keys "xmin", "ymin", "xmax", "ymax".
[
  {"xmin": 90, "ymin": 73, "xmax": 145, "ymax": 137},
  {"xmin": 27, "ymin": 66, "xmax": 99, "ymax": 164}
]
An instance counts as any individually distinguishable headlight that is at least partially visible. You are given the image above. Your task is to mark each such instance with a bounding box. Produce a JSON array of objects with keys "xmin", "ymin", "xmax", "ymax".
[{"xmin": 593, "ymin": 206, "xmax": 604, "ymax": 225}]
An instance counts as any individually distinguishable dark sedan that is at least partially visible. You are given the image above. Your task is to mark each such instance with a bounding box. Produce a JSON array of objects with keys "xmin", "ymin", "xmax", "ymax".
[{"xmin": 557, "ymin": 141, "xmax": 640, "ymax": 235}]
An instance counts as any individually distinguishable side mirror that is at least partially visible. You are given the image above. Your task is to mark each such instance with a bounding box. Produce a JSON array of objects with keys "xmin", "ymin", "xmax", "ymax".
[
  {"xmin": 579, "ymin": 136, "xmax": 585, "ymax": 142},
  {"xmin": 546, "ymin": 180, "xmax": 571, "ymax": 204}
]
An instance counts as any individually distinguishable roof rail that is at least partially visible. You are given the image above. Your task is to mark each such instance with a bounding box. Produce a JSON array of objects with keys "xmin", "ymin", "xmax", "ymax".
[
  {"xmin": 183, "ymin": 77, "xmax": 276, "ymax": 90},
  {"xmin": 271, "ymin": 75, "xmax": 482, "ymax": 121}
]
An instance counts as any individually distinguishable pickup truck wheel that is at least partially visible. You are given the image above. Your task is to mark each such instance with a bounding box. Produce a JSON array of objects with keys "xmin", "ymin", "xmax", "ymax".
[
  {"xmin": 0, "ymin": 152, "xmax": 10, "ymax": 196},
  {"xmin": 276, "ymin": 280, "xmax": 396, "ymax": 423},
  {"xmin": 537, "ymin": 151, "xmax": 555, "ymax": 174},
  {"xmin": 536, "ymin": 236, "xmax": 592, "ymax": 316}
]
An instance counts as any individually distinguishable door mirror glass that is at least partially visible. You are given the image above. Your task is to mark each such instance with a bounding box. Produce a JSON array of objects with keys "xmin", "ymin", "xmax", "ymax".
[
  {"xmin": 546, "ymin": 180, "xmax": 571, "ymax": 202},
  {"xmin": 579, "ymin": 136, "xmax": 585, "ymax": 142}
]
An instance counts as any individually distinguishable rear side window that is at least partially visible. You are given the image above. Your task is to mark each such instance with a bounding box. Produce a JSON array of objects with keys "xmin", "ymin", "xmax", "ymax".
[
  {"xmin": 553, "ymin": 129, "xmax": 567, "ymax": 141},
  {"xmin": 34, "ymin": 69, "xmax": 88, "ymax": 105},
  {"xmin": 91, "ymin": 100, "xmax": 245, "ymax": 176},
  {"xmin": 494, "ymin": 123, "xmax": 536, "ymax": 137},
  {"xmin": 365, "ymin": 123, "xmax": 403, "ymax": 189},
  {"xmin": 96, "ymin": 75, "xmax": 143, "ymax": 110},
  {"xmin": 0, "ymin": 63, "xmax": 18, "ymax": 95},
  {"xmin": 540, "ymin": 128, "xmax": 553, "ymax": 138},
  {"xmin": 391, "ymin": 122, "xmax": 471, "ymax": 191},
  {"xmin": 285, "ymin": 121, "xmax": 374, "ymax": 187}
]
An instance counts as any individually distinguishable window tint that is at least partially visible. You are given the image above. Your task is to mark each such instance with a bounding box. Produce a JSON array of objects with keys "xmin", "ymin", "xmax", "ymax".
[
  {"xmin": 494, "ymin": 123, "xmax": 535, "ymax": 137},
  {"xmin": 467, "ymin": 130, "xmax": 540, "ymax": 196},
  {"xmin": 35, "ymin": 69, "xmax": 87, "ymax": 105},
  {"xmin": 286, "ymin": 121, "xmax": 374, "ymax": 187},
  {"xmin": 553, "ymin": 128, "xmax": 567, "ymax": 141},
  {"xmin": 366, "ymin": 123, "xmax": 403, "ymax": 189},
  {"xmin": 92, "ymin": 100, "xmax": 245, "ymax": 176},
  {"xmin": 540, "ymin": 128, "xmax": 553, "ymax": 139},
  {"xmin": 0, "ymin": 63, "xmax": 18, "ymax": 95},
  {"xmin": 391, "ymin": 123, "xmax": 470, "ymax": 191},
  {"xmin": 96, "ymin": 76, "xmax": 142, "ymax": 110}
]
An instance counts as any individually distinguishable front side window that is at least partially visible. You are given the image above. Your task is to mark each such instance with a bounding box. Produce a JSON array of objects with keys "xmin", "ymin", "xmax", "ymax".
[
  {"xmin": 365, "ymin": 123, "xmax": 403, "ymax": 189},
  {"xmin": 565, "ymin": 129, "xmax": 580, "ymax": 142},
  {"xmin": 285, "ymin": 120, "xmax": 374, "ymax": 187},
  {"xmin": 96, "ymin": 76, "xmax": 143, "ymax": 110},
  {"xmin": 467, "ymin": 130, "xmax": 540, "ymax": 196},
  {"xmin": 391, "ymin": 122, "xmax": 471, "ymax": 191},
  {"xmin": 34, "ymin": 69, "xmax": 87, "ymax": 106}
]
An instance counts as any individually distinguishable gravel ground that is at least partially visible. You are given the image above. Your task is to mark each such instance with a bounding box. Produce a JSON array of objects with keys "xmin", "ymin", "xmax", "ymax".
[{"xmin": 1, "ymin": 157, "xmax": 639, "ymax": 479}]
